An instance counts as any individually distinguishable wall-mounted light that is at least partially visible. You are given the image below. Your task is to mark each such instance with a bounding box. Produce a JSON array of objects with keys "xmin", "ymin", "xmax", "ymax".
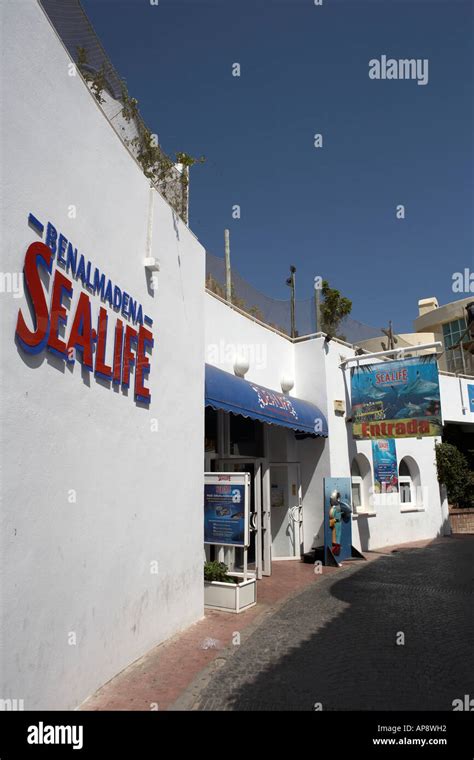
[
  {"xmin": 234, "ymin": 356, "xmax": 249, "ymax": 377},
  {"xmin": 281, "ymin": 375, "xmax": 294, "ymax": 393},
  {"xmin": 144, "ymin": 257, "xmax": 160, "ymax": 272}
]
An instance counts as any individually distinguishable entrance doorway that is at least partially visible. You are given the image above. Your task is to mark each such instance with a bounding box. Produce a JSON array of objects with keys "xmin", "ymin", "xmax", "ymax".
[
  {"xmin": 204, "ymin": 411, "xmax": 304, "ymax": 576},
  {"xmin": 213, "ymin": 458, "xmax": 271, "ymax": 579},
  {"xmin": 269, "ymin": 463, "xmax": 303, "ymax": 559}
]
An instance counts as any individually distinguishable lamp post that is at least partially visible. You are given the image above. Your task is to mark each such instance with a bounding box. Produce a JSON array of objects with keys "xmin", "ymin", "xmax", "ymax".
[
  {"xmin": 224, "ymin": 228, "xmax": 231, "ymax": 302},
  {"xmin": 314, "ymin": 277, "xmax": 321, "ymax": 333},
  {"xmin": 286, "ymin": 265, "xmax": 296, "ymax": 339}
]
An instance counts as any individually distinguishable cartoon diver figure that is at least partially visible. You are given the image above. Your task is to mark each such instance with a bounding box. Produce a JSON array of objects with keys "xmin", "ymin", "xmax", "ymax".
[{"xmin": 328, "ymin": 490, "xmax": 352, "ymax": 556}]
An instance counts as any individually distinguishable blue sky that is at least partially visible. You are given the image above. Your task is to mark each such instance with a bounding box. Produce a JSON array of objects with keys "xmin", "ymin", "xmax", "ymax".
[{"xmin": 82, "ymin": 0, "xmax": 473, "ymax": 332}]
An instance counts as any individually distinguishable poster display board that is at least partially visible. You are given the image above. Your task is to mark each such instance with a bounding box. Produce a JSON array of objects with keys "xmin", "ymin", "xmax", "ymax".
[
  {"xmin": 204, "ymin": 472, "xmax": 250, "ymax": 547},
  {"xmin": 372, "ymin": 439, "xmax": 399, "ymax": 493},
  {"xmin": 351, "ymin": 355, "xmax": 442, "ymax": 439},
  {"xmin": 468, "ymin": 384, "xmax": 474, "ymax": 413}
]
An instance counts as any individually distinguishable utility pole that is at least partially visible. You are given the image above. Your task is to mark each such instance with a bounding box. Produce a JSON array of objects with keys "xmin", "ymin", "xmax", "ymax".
[
  {"xmin": 314, "ymin": 281, "xmax": 321, "ymax": 333},
  {"xmin": 381, "ymin": 320, "xmax": 398, "ymax": 352},
  {"xmin": 224, "ymin": 229, "xmax": 231, "ymax": 302},
  {"xmin": 286, "ymin": 265, "xmax": 296, "ymax": 338}
]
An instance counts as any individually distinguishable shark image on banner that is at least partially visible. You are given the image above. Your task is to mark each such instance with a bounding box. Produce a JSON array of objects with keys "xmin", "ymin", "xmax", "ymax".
[{"xmin": 351, "ymin": 355, "xmax": 442, "ymax": 439}]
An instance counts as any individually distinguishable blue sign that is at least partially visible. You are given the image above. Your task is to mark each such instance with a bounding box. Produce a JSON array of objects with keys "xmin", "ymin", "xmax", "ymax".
[
  {"xmin": 351, "ymin": 355, "xmax": 442, "ymax": 439},
  {"xmin": 323, "ymin": 478, "xmax": 352, "ymax": 563},
  {"xmin": 204, "ymin": 478, "xmax": 248, "ymax": 547},
  {"xmin": 468, "ymin": 385, "xmax": 474, "ymax": 413},
  {"xmin": 205, "ymin": 363, "xmax": 328, "ymax": 435},
  {"xmin": 372, "ymin": 439, "xmax": 398, "ymax": 493}
]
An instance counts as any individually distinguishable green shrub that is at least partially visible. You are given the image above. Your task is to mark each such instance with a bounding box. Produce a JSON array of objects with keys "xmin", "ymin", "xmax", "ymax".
[
  {"xmin": 204, "ymin": 561, "xmax": 236, "ymax": 583},
  {"xmin": 435, "ymin": 442, "xmax": 474, "ymax": 508}
]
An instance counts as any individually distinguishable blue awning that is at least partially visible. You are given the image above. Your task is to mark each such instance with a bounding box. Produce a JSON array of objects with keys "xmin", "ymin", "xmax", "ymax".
[{"xmin": 205, "ymin": 364, "xmax": 328, "ymax": 436}]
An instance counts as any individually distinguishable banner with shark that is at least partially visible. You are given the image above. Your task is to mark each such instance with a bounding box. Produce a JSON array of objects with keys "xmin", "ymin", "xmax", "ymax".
[{"xmin": 351, "ymin": 354, "xmax": 442, "ymax": 439}]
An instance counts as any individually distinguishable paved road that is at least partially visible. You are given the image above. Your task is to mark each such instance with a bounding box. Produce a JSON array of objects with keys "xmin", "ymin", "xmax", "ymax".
[{"xmin": 193, "ymin": 536, "xmax": 474, "ymax": 711}]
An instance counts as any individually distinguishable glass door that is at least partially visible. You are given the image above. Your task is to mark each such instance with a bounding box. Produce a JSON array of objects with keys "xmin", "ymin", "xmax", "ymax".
[{"xmin": 216, "ymin": 458, "xmax": 271, "ymax": 578}]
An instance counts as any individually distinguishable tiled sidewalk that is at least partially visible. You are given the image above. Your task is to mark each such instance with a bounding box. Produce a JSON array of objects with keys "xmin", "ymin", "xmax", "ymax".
[
  {"xmin": 80, "ymin": 560, "xmax": 329, "ymax": 711},
  {"xmin": 80, "ymin": 539, "xmax": 440, "ymax": 711}
]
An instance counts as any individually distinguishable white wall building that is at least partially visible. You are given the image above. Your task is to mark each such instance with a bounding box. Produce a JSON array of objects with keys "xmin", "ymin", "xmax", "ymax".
[
  {"xmin": 204, "ymin": 294, "xmax": 452, "ymax": 572},
  {"xmin": 1, "ymin": 0, "xmax": 205, "ymax": 710},
  {"xmin": 1, "ymin": 0, "xmax": 469, "ymax": 712}
]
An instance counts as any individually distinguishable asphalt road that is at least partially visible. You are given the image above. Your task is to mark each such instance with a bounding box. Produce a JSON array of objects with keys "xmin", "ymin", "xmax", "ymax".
[{"xmin": 194, "ymin": 536, "xmax": 474, "ymax": 711}]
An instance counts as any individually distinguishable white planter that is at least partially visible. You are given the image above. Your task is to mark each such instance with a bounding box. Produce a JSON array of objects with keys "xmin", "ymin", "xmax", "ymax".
[{"xmin": 204, "ymin": 576, "xmax": 257, "ymax": 613}]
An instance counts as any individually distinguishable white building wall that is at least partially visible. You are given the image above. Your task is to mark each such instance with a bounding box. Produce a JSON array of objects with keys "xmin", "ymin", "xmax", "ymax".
[
  {"xmin": 350, "ymin": 435, "xmax": 449, "ymax": 551},
  {"xmin": 0, "ymin": 0, "xmax": 204, "ymax": 709},
  {"xmin": 205, "ymin": 294, "xmax": 294, "ymax": 390},
  {"xmin": 205, "ymin": 298, "xmax": 331, "ymax": 553},
  {"xmin": 324, "ymin": 341, "xmax": 449, "ymax": 550},
  {"xmin": 1, "ymin": 0, "xmax": 456, "ymax": 711},
  {"xmin": 439, "ymin": 373, "xmax": 474, "ymax": 423},
  {"xmin": 205, "ymin": 300, "xmax": 448, "ymax": 553}
]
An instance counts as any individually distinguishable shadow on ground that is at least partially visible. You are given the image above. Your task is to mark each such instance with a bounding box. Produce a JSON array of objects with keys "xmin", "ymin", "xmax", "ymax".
[{"xmin": 197, "ymin": 536, "xmax": 474, "ymax": 711}]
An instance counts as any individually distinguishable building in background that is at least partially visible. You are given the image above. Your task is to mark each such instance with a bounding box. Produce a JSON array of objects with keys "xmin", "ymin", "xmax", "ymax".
[
  {"xmin": 356, "ymin": 295, "xmax": 474, "ymax": 376},
  {"xmin": 355, "ymin": 331, "xmax": 437, "ymax": 358},
  {"xmin": 414, "ymin": 296, "xmax": 474, "ymax": 376}
]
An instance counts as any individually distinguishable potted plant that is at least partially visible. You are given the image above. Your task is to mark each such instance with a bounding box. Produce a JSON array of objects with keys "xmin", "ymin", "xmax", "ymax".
[{"xmin": 204, "ymin": 561, "xmax": 257, "ymax": 613}]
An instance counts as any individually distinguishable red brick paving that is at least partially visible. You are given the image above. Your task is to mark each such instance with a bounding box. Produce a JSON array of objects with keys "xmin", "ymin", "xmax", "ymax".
[
  {"xmin": 79, "ymin": 539, "xmax": 443, "ymax": 711},
  {"xmin": 80, "ymin": 560, "xmax": 323, "ymax": 711}
]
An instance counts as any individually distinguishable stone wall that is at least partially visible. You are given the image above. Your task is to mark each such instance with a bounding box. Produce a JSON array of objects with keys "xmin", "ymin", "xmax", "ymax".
[{"xmin": 449, "ymin": 508, "xmax": 474, "ymax": 534}]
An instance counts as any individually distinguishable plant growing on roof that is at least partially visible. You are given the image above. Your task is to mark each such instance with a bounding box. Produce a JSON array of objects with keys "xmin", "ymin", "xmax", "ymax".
[
  {"xmin": 205, "ymin": 274, "xmax": 225, "ymax": 299},
  {"xmin": 247, "ymin": 305, "xmax": 265, "ymax": 322},
  {"xmin": 75, "ymin": 49, "xmax": 205, "ymax": 223},
  {"xmin": 75, "ymin": 46, "xmax": 108, "ymax": 104},
  {"xmin": 120, "ymin": 80, "xmax": 139, "ymax": 123},
  {"xmin": 175, "ymin": 152, "xmax": 206, "ymax": 221},
  {"xmin": 77, "ymin": 46, "xmax": 88, "ymax": 70},
  {"xmin": 130, "ymin": 125, "xmax": 174, "ymax": 182},
  {"xmin": 320, "ymin": 280, "xmax": 352, "ymax": 340},
  {"xmin": 175, "ymin": 151, "xmax": 206, "ymax": 184},
  {"xmin": 90, "ymin": 64, "xmax": 109, "ymax": 104}
]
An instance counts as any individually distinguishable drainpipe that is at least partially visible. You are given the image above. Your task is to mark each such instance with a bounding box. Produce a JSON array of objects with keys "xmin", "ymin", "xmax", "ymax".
[
  {"xmin": 143, "ymin": 185, "xmax": 160, "ymax": 275},
  {"xmin": 459, "ymin": 376, "xmax": 467, "ymax": 414},
  {"xmin": 146, "ymin": 185, "xmax": 154, "ymax": 259}
]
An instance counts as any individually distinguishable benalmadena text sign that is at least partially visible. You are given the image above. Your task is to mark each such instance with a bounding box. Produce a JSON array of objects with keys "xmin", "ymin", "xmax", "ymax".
[{"xmin": 15, "ymin": 213, "xmax": 154, "ymax": 403}]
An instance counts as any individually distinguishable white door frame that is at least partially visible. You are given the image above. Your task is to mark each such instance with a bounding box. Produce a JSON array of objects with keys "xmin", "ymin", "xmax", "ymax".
[
  {"xmin": 261, "ymin": 458, "xmax": 272, "ymax": 576},
  {"xmin": 204, "ymin": 413, "xmax": 274, "ymax": 577},
  {"xmin": 269, "ymin": 461, "xmax": 303, "ymax": 559}
]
